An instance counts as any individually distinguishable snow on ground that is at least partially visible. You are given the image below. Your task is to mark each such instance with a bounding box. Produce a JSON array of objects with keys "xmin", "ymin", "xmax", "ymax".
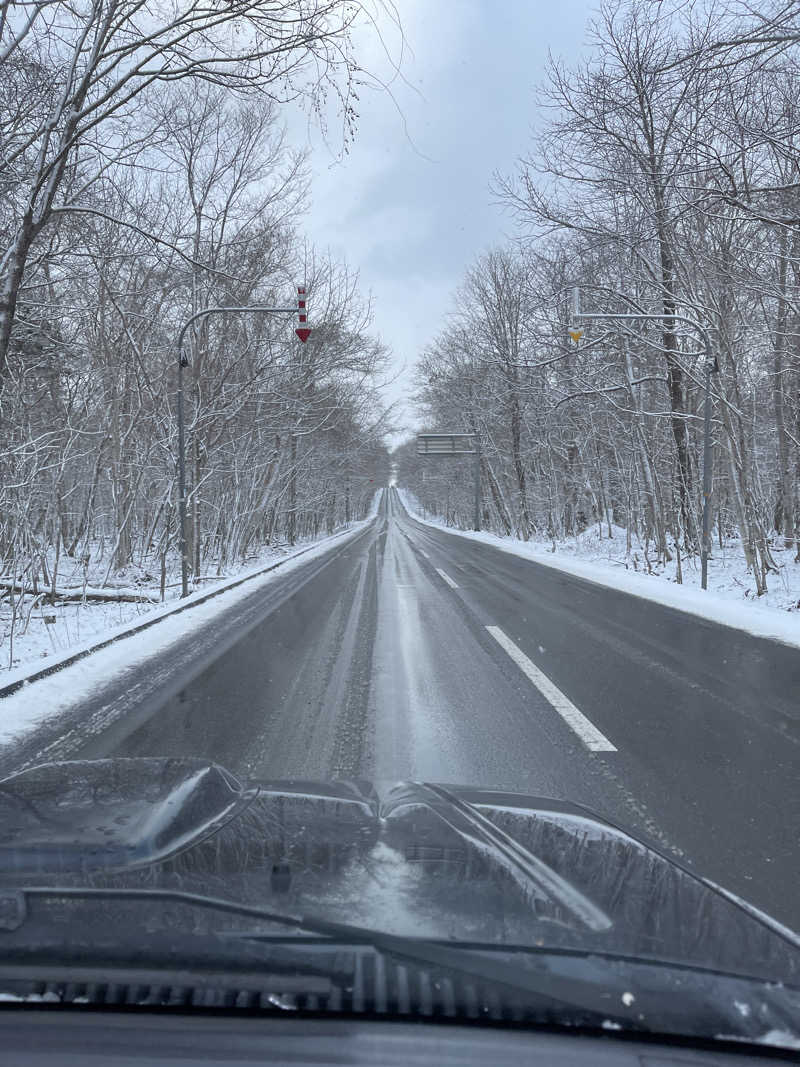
[
  {"xmin": 0, "ymin": 498, "xmax": 382, "ymax": 678},
  {"xmin": 0, "ymin": 514, "xmax": 377, "ymax": 751},
  {"xmin": 0, "ymin": 544, "xmax": 290, "ymax": 675},
  {"xmin": 397, "ymin": 489, "xmax": 800, "ymax": 650}
]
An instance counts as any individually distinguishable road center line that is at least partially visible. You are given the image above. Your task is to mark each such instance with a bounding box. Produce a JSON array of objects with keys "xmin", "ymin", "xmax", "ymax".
[
  {"xmin": 486, "ymin": 626, "xmax": 617, "ymax": 753},
  {"xmin": 436, "ymin": 567, "xmax": 458, "ymax": 589},
  {"xmin": 420, "ymin": 549, "xmax": 429, "ymax": 559}
]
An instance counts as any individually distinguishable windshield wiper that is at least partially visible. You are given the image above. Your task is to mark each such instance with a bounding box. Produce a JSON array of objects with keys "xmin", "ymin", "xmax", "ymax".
[
  {"xmin": 1, "ymin": 882, "xmax": 798, "ymax": 1057},
  {"xmin": 0, "ymin": 884, "xmax": 633, "ymax": 1018},
  {"xmin": 3, "ymin": 884, "xmax": 798, "ymax": 1042},
  {"xmin": 1, "ymin": 885, "xmax": 363, "ymax": 939}
]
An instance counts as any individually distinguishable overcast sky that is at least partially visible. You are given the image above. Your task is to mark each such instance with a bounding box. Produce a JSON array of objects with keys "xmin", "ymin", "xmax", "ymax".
[{"xmin": 288, "ymin": 0, "xmax": 594, "ymax": 442}]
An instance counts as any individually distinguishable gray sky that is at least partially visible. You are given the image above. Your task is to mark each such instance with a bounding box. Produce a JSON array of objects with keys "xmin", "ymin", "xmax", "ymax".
[{"xmin": 289, "ymin": 0, "xmax": 594, "ymax": 441}]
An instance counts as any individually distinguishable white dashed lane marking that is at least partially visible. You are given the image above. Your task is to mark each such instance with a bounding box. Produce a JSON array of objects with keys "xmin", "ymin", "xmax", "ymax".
[
  {"xmin": 486, "ymin": 625, "xmax": 617, "ymax": 752},
  {"xmin": 436, "ymin": 568, "xmax": 459, "ymax": 590}
]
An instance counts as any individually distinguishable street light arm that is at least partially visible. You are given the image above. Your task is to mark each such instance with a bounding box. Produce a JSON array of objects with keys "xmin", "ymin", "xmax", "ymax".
[
  {"xmin": 177, "ymin": 305, "xmax": 297, "ymax": 362},
  {"xmin": 576, "ymin": 308, "xmax": 711, "ymax": 349},
  {"xmin": 175, "ymin": 301, "xmax": 302, "ymax": 600},
  {"xmin": 572, "ymin": 287, "xmax": 715, "ymax": 361}
]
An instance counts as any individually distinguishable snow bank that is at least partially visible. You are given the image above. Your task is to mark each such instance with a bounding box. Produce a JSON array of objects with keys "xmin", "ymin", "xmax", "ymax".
[
  {"xmin": 0, "ymin": 515, "xmax": 377, "ymax": 677},
  {"xmin": 396, "ymin": 489, "xmax": 800, "ymax": 650},
  {"xmin": 0, "ymin": 514, "xmax": 378, "ymax": 750},
  {"xmin": 366, "ymin": 487, "xmax": 383, "ymax": 519},
  {"xmin": 0, "ymin": 515, "xmax": 375, "ymax": 698}
]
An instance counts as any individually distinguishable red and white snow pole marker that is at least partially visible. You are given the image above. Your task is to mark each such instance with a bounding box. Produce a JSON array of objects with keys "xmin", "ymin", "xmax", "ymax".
[{"xmin": 295, "ymin": 286, "xmax": 311, "ymax": 343}]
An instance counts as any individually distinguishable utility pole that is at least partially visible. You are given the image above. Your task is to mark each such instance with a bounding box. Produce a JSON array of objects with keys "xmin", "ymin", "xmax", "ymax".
[
  {"xmin": 176, "ymin": 292, "xmax": 311, "ymax": 598},
  {"xmin": 572, "ymin": 288, "xmax": 718, "ymax": 589}
]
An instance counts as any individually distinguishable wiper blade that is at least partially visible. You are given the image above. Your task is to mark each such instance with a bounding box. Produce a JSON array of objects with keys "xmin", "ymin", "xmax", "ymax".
[
  {"xmin": 4, "ymin": 885, "xmax": 797, "ymax": 1043},
  {"xmin": 0, "ymin": 885, "xmax": 644, "ymax": 1019},
  {"xmin": 0, "ymin": 886, "xmax": 363, "ymax": 940}
]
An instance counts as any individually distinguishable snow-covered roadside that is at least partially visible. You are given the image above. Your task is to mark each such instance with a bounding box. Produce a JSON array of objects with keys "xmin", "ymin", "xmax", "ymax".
[
  {"xmin": 0, "ymin": 500, "xmax": 380, "ymax": 699},
  {"xmin": 396, "ymin": 489, "xmax": 800, "ymax": 651},
  {"xmin": 0, "ymin": 510, "xmax": 379, "ymax": 750},
  {"xmin": 1, "ymin": 493, "xmax": 383, "ymax": 678}
]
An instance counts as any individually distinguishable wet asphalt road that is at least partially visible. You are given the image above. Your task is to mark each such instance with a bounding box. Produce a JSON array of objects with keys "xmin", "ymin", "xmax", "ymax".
[{"xmin": 10, "ymin": 488, "xmax": 800, "ymax": 929}]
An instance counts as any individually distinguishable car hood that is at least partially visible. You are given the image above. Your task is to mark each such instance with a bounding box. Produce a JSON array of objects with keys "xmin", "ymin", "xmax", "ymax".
[{"xmin": 0, "ymin": 757, "xmax": 796, "ymax": 984}]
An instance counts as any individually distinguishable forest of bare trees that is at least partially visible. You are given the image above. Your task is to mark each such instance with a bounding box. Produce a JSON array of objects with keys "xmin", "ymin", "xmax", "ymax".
[
  {"xmin": 0, "ymin": 0, "xmax": 391, "ymax": 651},
  {"xmin": 397, "ymin": 0, "xmax": 800, "ymax": 599}
]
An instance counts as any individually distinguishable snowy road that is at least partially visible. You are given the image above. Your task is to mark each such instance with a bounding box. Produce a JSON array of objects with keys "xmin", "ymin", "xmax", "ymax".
[{"xmin": 4, "ymin": 488, "xmax": 799, "ymax": 929}]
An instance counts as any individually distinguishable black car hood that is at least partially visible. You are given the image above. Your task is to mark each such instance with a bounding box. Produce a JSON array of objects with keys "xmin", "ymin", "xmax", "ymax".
[{"xmin": 0, "ymin": 757, "xmax": 796, "ymax": 984}]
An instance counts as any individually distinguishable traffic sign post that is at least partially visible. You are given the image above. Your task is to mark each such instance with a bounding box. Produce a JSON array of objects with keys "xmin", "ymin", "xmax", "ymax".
[{"xmin": 417, "ymin": 433, "xmax": 481, "ymax": 531}]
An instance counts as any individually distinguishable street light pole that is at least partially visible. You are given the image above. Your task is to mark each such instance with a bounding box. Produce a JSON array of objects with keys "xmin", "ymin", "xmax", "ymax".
[
  {"xmin": 176, "ymin": 342, "xmax": 189, "ymax": 601},
  {"xmin": 572, "ymin": 289, "xmax": 718, "ymax": 589},
  {"xmin": 473, "ymin": 446, "xmax": 481, "ymax": 532},
  {"xmin": 175, "ymin": 301, "xmax": 308, "ymax": 598},
  {"xmin": 700, "ymin": 335, "xmax": 715, "ymax": 590}
]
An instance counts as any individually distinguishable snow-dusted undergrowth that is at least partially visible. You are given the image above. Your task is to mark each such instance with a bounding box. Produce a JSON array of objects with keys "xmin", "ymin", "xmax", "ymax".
[
  {"xmin": 0, "ymin": 491, "xmax": 382, "ymax": 676},
  {"xmin": 0, "ymin": 517, "xmax": 380, "ymax": 750}
]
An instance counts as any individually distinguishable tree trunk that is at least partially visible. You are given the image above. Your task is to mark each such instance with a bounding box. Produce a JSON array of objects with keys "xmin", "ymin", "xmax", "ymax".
[
  {"xmin": 773, "ymin": 230, "xmax": 794, "ymax": 547},
  {"xmin": 656, "ymin": 204, "xmax": 697, "ymax": 550},
  {"xmin": 508, "ymin": 375, "xmax": 531, "ymax": 539}
]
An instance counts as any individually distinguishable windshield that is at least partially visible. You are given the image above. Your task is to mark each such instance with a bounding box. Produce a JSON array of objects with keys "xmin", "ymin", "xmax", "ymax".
[{"xmin": 0, "ymin": 0, "xmax": 798, "ymax": 1055}]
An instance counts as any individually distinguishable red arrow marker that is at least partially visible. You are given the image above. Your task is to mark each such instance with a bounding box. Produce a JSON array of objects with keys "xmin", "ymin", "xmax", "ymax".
[{"xmin": 296, "ymin": 285, "xmax": 311, "ymax": 342}]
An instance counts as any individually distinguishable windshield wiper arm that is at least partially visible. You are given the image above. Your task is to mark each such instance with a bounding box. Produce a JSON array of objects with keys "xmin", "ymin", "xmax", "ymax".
[
  {"xmin": 6, "ymin": 885, "xmax": 788, "ymax": 1036},
  {"xmin": 3, "ymin": 885, "xmax": 630, "ymax": 1017},
  {"xmin": 2, "ymin": 886, "xmax": 365, "ymax": 940}
]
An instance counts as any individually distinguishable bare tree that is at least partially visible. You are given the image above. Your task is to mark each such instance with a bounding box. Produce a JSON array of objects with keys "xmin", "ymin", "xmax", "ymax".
[{"xmin": 0, "ymin": 0, "xmax": 386, "ymax": 375}]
